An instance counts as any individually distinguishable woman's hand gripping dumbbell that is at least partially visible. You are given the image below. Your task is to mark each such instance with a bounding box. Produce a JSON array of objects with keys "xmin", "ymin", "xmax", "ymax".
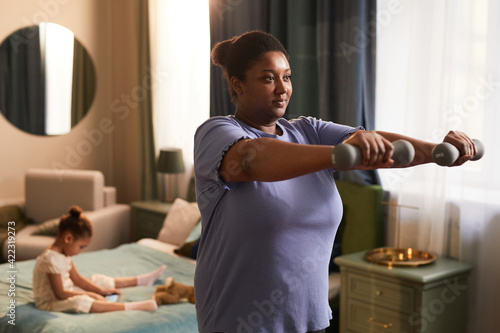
[
  {"xmin": 432, "ymin": 139, "xmax": 485, "ymax": 166},
  {"xmin": 331, "ymin": 140, "xmax": 415, "ymax": 170}
]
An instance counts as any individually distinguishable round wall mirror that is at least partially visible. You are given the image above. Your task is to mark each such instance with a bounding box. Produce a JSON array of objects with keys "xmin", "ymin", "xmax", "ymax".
[{"xmin": 0, "ymin": 23, "xmax": 96, "ymax": 136}]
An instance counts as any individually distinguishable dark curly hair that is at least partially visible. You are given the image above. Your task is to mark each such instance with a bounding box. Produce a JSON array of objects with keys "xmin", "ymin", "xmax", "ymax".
[
  {"xmin": 211, "ymin": 30, "xmax": 288, "ymax": 102},
  {"xmin": 58, "ymin": 206, "xmax": 93, "ymax": 239}
]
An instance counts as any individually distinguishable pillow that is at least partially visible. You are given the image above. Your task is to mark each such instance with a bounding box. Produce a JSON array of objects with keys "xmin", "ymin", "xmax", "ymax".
[
  {"xmin": 0, "ymin": 205, "xmax": 24, "ymax": 228},
  {"xmin": 157, "ymin": 198, "xmax": 201, "ymax": 246},
  {"xmin": 31, "ymin": 218, "xmax": 60, "ymax": 236}
]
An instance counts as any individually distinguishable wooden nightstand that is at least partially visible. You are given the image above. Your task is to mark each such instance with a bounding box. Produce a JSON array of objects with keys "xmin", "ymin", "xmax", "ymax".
[
  {"xmin": 334, "ymin": 251, "xmax": 472, "ymax": 333},
  {"xmin": 130, "ymin": 201, "xmax": 173, "ymax": 241}
]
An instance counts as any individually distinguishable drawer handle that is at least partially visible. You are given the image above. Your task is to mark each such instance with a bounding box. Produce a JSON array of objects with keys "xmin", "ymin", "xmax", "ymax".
[
  {"xmin": 375, "ymin": 290, "xmax": 383, "ymax": 296},
  {"xmin": 368, "ymin": 317, "xmax": 393, "ymax": 328}
]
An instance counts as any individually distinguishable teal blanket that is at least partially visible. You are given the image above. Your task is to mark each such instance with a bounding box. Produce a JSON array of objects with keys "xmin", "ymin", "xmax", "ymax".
[{"xmin": 0, "ymin": 243, "xmax": 197, "ymax": 332}]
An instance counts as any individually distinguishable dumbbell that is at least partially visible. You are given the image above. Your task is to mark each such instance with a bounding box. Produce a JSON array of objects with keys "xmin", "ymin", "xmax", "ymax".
[
  {"xmin": 331, "ymin": 140, "xmax": 415, "ymax": 170},
  {"xmin": 432, "ymin": 139, "xmax": 485, "ymax": 166}
]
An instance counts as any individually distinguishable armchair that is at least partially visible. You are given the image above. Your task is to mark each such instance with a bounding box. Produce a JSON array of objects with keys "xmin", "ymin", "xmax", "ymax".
[
  {"xmin": 328, "ymin": 181, "xmax": 386, "ymax": 298},
  {"xmin": 2, "ymin": 169, "xmax": 130, "ymax": 261}
]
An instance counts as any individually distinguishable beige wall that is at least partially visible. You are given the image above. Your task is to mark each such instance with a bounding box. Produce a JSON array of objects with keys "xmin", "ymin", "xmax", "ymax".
[{"xmin": 0, "ymin": 0, "xmax": 143, "ymax": 204}]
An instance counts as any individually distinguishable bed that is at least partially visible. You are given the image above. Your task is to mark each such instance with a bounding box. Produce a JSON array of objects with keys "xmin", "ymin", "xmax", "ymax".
[
  {"xmin": 0, "ymin": 238, "xmax": 197, "ymax": 333},
  {"xmin": 0, "ymin": 180, "xmax": 385, "ymax": 332}
]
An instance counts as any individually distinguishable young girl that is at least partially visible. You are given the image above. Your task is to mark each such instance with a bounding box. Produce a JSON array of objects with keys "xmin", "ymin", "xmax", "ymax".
[{"xmin": 33, "ymin": 206, "xmax": 166, "ymax": 313}]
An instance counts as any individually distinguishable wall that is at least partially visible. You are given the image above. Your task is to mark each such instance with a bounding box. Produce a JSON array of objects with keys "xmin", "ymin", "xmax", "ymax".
[{"xmin": 0, "ymin": 0, "xmax": 143, "ymax": 204}]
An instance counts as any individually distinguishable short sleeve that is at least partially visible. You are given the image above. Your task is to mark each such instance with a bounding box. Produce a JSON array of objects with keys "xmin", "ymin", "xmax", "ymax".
[
  {"xmin": 194, "ymin": 117, "xmax": 252, "ymax": 190},
  {"xmin": 37, "ymin": 250, "xmax": 72, "ymax": 274},
  {"xmin": 290, "ymin": 116, "xmax": 364, "ymax": 146}
]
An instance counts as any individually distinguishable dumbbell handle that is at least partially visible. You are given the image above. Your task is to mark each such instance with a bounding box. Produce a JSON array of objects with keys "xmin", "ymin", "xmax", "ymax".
[
  {"xmin": 331, "ymin": 139, "xmax": 415, "ymax": 170},
  {"xmin": 432, "ymin": 139, "xmax": 485, "ymax": 166}
]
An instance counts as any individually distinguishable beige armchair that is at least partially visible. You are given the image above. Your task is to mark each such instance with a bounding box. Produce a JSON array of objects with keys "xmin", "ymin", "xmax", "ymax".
[{"xmin": 2, "ymin": 169, "xmax": 130, "ymax": 261}]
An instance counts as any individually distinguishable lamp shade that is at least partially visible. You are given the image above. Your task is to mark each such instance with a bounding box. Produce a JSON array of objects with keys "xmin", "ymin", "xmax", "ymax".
[{"xmin": 157, "ymin": 148, "xmax": 185, "ymax": 174}]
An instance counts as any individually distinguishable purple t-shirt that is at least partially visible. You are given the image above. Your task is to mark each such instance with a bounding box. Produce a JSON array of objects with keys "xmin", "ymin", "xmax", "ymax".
[{"xmin": 194, "ymin": 116, "xmax": 359, "ymax": 333}]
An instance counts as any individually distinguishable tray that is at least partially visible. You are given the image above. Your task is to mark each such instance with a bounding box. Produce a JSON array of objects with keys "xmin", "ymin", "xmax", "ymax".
[{"xmin": 365, "ymin": 247, "xmax": 437, "ymax": 267}]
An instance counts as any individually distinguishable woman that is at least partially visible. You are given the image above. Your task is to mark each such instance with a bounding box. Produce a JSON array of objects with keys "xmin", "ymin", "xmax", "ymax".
[{"xmin": 193, "ymin": 30, "xmax": 475, "ymax": 333}]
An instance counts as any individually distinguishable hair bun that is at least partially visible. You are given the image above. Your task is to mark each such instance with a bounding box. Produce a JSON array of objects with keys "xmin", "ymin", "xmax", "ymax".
[
  {"xmin": 68, "ymin": 205, "xmax": 82, "ymax": 218},
  {"xmin": 211, "ymin": 39, "xmax": 234, "ymax": 68}
]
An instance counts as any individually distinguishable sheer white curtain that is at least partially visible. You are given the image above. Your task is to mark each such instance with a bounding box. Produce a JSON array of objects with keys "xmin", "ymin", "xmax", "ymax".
[
  {"xmin": 40, "ymin": 22, "xmax": 74, "ymax": 135},
  {"xmin": 149, "ymin": 0, "xmax": 210, "ymax": 199},
  {"xmin": 377, "ymin": 0, "xmax": 500, "ymax": 332}
]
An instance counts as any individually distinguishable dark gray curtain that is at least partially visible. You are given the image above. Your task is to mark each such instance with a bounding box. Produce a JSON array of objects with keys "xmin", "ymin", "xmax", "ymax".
[
  {"xmin": 269, "ymin": 0, "xmax": 320, "ymax": 120},
  {"xmin": 209, "ymin": 0, "xmax": 270, "ymax": 117},
  {"xmin": 209, "ymin": 0, "xmax": 379, "ymax": 184},
  {"xmin": 316, "ymin": 0, "xmax": 377, "ymax": 129},
  {"xmin": 315, "ymin": 0, "xmax": 379, "ymax": 184},
  {"xmin": 71, "ymin": 40, "xmax": 96, "ymax": 127},
  {"xmin": 0, "ymin": 26, "xmax": 45, "ymax": 135},
  {"xmin": 137, "ymin": 0, "xmax": 158, "ymax": 200}
]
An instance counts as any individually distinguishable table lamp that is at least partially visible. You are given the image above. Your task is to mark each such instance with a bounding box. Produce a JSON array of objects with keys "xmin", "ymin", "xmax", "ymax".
[{"xmin": 157, "ymin": 148, "xmax": 185, "ymax": 202}]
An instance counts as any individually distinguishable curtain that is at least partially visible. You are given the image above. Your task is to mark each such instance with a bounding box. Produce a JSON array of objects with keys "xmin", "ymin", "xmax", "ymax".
[
  {"xmin": 0, "ymin": 26, "xmax": 45, "ymax": 135},
  {"xmin": 317, "ymin": 0, "xmax": 378, "ymax": 184},
  {"xmin": 210, "ymin": 0, "xmax": 378, "ymax": 184},
  {"xmin": 210, "ymin": 0, "xmax": 376, "ymax": 126},
  {"xmin": 137, "ymin": 0, "xmax": 158, "ymax": 201},
  {"xmin": 209, "ymin": 0, "xmax": 270, "ymax": 117},
  {"xmin": 268, "ymin": 0, "xmax": 319, "ymax": 120},
  {"xmin": 149, "ymin": 0, "xmax": 210, "ymax": 199},
  {"xmin": 376, "ymin": 1, "xmax": 500, "ymax": 332},
  {"xmin": 71, "ymin": 39, "xmax": 96, "ymax": 127}
]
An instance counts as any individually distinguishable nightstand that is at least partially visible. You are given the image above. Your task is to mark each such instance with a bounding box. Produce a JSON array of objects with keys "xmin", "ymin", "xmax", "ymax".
[
  {"xmin": 130, "ymin": 201, "xmax": 173, "ymax": 241},
  {"xmin": 334, "ymin": 251, "xmax": 472, "ymax": 333}
]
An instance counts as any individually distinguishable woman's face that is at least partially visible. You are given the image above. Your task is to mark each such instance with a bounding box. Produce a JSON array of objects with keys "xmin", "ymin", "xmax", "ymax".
[{"xmin": 234, "ymin": 51, "xmax": 292, "ymax": 125}]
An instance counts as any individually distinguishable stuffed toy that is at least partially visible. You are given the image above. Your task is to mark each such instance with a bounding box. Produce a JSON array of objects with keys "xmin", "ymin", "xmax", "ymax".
[{"xmin": 154, "ymin": 277, "xmax": 195, "ymax": 305}]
